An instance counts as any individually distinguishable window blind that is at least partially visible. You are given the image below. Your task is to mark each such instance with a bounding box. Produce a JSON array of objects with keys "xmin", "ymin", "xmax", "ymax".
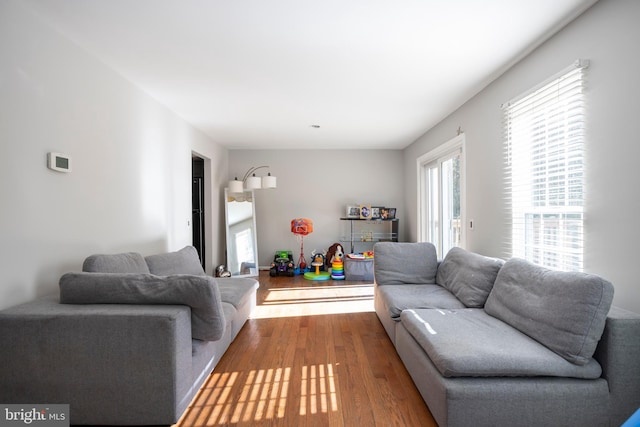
[{"xmin": 503, "ymin": 60, "xmax": 588, "ymax": 272}]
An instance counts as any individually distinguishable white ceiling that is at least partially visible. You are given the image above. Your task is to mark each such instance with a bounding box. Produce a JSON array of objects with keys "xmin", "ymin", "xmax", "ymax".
[{"xmin": 23, "ymin": 0, "xmax": 597, "ymax": 150}]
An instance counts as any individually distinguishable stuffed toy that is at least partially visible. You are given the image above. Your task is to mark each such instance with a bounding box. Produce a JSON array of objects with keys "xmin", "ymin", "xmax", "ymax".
[
  {"xmin": 215, "ymin": 264, "xmax": 231, "ymax": 278},
  {"xmin": 325, "ymin": 243, "xmax": 344, "ymax": 269}
]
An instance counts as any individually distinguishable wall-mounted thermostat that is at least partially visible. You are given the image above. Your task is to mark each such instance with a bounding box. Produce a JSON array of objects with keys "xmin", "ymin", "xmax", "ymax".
[{"xmin": 47, "ymin": 152, "xmax": 72, "ymax": 173}]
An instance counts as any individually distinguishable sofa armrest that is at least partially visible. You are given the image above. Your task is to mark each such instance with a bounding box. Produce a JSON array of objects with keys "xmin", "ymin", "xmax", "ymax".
[
  {"xmin": 0, "ymin": 295, "xmax": 193, "ymax": 425},
  {"xmin": 59, "ymin": 272, "xmax": 226, "ymax": 341},
  {"xmin": 594, "ymin": 306, "xmax": 640, "ymax": 425}
]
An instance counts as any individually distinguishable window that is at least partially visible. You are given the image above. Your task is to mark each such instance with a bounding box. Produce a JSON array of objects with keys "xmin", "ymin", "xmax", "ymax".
[
  {"xmin": 417, "ymin": 134, "xmax": 465, "ymax": 257},
  {"xmin": 503, "ymin": 60, "xmax": 588, "ymax": 272}
]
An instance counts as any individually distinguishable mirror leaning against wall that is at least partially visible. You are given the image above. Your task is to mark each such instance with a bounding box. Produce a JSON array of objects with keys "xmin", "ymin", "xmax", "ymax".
[{"xmin": 224, "ymin": 188, "xmax": 259, "ymax": 277}]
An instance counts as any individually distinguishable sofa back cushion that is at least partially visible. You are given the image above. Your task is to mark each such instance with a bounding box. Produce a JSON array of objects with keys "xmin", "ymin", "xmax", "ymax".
[
  {"xmin": 485, "ymin": 258, "xmax": 614, "ymax": 365},
  {"xmin": 59, "ymin": 272, "xmax": 225, "ymax": 341},
  {"xmin": 145, "ymin": 246, "xmax": 205, "ymax": 276},
  {"xmin": 373, "ymin": 242, "xmax": 438, "ymax": 285},
  {"xmin": 83, "ymin": 252, "xmax": 150, "ymax": 274},
  {"xmin": 436, "ymin": 247, "xmax": 504, "ymax": 307}
]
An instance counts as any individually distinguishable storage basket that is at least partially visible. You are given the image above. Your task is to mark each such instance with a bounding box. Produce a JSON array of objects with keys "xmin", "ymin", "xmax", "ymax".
[{"xmin": 344, "ymin": 257, "xmax": 374, "ymax": 281}]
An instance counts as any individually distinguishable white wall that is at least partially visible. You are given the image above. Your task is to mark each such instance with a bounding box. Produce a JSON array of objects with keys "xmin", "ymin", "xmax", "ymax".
[
  {"xmin": 229, "ymin": 149, "xmax": 404, "ymax": 268},
  {"xmin": 3, "ymin": 0, "xmax": 637, "ymax": 313},
  {"xmin": 0, "ymin": 1, "xmax": 228, "ymax": 310},
  {"xmin": 403, "ymin": 0, "xmax": 640, "ymax": 313}
]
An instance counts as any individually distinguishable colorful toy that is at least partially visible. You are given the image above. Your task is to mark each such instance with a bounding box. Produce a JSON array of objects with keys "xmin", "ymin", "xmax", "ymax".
[
  {"xmin": 291, "ymin": 218, "xmax": 313, "ymax": 274},
  {"xmin": 331, "ymin": 259, "xmax": 345, "ymax": 280},
  {"xmin": 269, "ymin": 251, "xmax": 295, "ymax": 277},
  {"xmin": 346, "ymin": 251, "xmax": 374, "ymax": 260},
  {"xmin": 311, "ymin": 249, "xmax": 327, "ymax": 271},
  {"xmin": 304, "ymin": 250, "xmax": 330, "ymax": 281},
  {"xmin": 325, "ymin": 243, "xmax": 345, "ymax": 280}
]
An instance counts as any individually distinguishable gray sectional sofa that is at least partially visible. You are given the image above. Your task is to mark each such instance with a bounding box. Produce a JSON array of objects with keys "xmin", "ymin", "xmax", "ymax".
[
  {"xmin": 373, "ymin": 242, "xmax": 640, "ymax": 427},
  {"xmin": 0, "ymin": 246, "xmax": 258, "ymax": 425}
]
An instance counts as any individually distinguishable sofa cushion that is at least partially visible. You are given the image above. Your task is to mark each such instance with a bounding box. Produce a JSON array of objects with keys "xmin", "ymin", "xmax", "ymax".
[
  {"xmin": 376, "ymin": 284, "xmax": 465, "ymax": 319},
  {"xmin": 485, "ymin": 258, "xmax": 614, "ymax": 366},
  {"xmin": 373, "ymin": 242, "xmax": 438, "ymax": 285},
  {"xmin": 59, "ymin": 272, "xmax": 225, "ymax": 341},
  {"xmin": 217, "ymin": 277, "xmax": 260, "ymax": 309},
  {"xmin": 83, "ymin": 252, "xmax": 150, "ymax": 274},
  {"xmin": 145, "ymin": 246, "xmax": 205, "ymax": 276},
  {"xmin": 400, "ymin": 308, "xmax": 603, "ymax": 379},
  {"xmin": 436, "ymin": 247, "xmax": 504, "ymax": 307}
]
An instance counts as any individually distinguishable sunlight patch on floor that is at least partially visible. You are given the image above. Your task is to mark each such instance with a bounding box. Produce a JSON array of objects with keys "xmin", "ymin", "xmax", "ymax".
[
  {"xmin": 179, "ymin": 363, "xmax": 340, "ymax": 425},
  {"xmin": 251, "ymin": 284, "xmax": 374, "ymax": 318},
  {"xmin": 300, "ymin": 363, "xmax": 338, "ymax": 416}
]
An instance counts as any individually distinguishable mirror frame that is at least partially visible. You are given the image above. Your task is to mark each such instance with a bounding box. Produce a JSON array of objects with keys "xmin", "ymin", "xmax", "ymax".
[{"xmin": 224, "ymin": 188, "xmax": 259, "ymax": 277}]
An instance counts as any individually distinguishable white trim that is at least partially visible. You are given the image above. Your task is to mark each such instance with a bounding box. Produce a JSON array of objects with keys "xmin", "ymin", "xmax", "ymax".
[
  {"xmin": 501, "ymin": 59, "xmax": 589, "ymax": 109},
  {"xmin": 416, "ymin": 134, "xmax": 465, "ymax": 166},
  {"xmin": 416, "ymin": 134, "xmax": 466, "ymax": 250}
]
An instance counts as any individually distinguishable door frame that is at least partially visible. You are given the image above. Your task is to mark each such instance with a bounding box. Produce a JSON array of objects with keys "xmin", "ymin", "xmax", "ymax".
[
  {"xmin": 416, "ymin": 134, "xmax": 467, "ymax": 256},
  {"xmin": 192, "ymin": 156, "xmax": 206, "ymax": 268}
]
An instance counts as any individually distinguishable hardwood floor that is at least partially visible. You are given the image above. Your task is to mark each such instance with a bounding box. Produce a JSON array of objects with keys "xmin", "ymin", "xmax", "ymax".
[{"xmin": 175, "ymin": 271, "xmax": 437, "ymax": 427}]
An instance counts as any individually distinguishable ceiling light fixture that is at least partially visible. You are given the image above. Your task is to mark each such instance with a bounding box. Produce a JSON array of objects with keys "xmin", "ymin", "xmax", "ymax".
[{"xmin": 228, "ymin": 165, "xmax": 277, "ymax": 194}]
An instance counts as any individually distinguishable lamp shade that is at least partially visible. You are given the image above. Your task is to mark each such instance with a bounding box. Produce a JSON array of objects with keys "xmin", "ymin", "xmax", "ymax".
[
  {"xmin": 262, "ymin": 173, "xmax": 277, "ymax": 189},
  {"xmin": 245, "ymin": 175, "xmax": 262, "ymax": 190},
  {"xmin": 228, "ymin": 179, "xmax": 244, "ymax": 194}
]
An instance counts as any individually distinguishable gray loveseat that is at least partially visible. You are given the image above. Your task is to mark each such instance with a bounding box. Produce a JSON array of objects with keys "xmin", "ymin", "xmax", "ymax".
[
  {"xmin": 373, "ymin": 242, "xmax": 640, "ymax": 427},
  {"xmin": 0, "ymin": 246, "xmax": 258, "ymax": 425}
]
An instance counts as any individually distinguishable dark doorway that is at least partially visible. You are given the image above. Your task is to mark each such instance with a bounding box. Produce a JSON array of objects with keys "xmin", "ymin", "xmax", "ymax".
[{"xmin": 192, "ymin": 156, "xmax": 205, "ymax": 268}]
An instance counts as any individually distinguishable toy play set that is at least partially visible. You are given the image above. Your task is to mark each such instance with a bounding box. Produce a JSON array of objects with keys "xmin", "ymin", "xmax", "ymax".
[
  {"xmin": 304, "ymin": 250, "xmax": 330, "ymax": 281},
  {"xmin": 267, "ymin": 217, "xmax": 380, "ymax": 281}
]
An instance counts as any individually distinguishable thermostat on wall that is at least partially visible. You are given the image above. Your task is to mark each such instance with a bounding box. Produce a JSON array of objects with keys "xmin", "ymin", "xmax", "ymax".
[{"xmin": 47, "ymin": 152, "xmax": 72, "ymax": 173}]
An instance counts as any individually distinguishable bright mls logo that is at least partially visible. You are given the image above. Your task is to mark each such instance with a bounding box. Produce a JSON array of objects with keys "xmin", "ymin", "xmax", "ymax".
[{"xmin": 1, "ymin": 405, "xmax": 68, "ymax": 427}]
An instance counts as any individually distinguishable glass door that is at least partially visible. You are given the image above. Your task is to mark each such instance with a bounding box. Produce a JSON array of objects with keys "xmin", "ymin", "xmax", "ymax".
[
  {"xmin": 420, "ymin": 148, "xmax": 462, "ymax": 257},
  {"xmin": 440, "ymin": 152, "xmax": 461, "ymax": 255}
]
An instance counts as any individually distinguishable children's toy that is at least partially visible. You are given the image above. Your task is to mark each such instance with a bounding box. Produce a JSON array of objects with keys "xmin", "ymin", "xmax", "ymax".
[
  {"xmin": 311, "ymin": 249, "xmax": 327, "ymax": 271},
  {"xmin": 325, "ymin": 243, "xmax": 343, "ymax": 269},
  {"xmin": 325, "ymin": 243, "xmax": 345, "ymax": 280},
  {"xmin": 269, "ymin": 251, "xmax": 295, "ymax": 277},
  {"xmin": 291, "ymin": 218, "xmax": 313, "ymax": 274},
  {"xmin": 304, "ymin": 250, "xmax": 330, "ymax": 281},
  {"xmin": 331, "ymin": 259, "xmax": 345, "ymax": 280},
  {"xmin": 347, "ymin": 251, "xmax": 374, "ymax": 259},
  {"xmin": 215, "ymin": 264, "xmax": 231, "ymax": 278}
]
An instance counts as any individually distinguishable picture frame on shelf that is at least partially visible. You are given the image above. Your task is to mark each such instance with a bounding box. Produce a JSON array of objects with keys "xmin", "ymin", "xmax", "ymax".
[
  {"xmin": 380, "ymin": 207, "xmax": 390, "ymax": 219},
  {"xmin": 359, "ymin": 204, "xmax": 372, "ymax": 219},
  {"xmin": 371, "ymin": 206, "xmax": 382, "ymax": 219},
  {"xmin": 346, "ymin": 205, "xmax": 360, "ymax": 218},
  {"xmin": 388, "ymin": 208, "xmax": 397, "ymax": 219}
]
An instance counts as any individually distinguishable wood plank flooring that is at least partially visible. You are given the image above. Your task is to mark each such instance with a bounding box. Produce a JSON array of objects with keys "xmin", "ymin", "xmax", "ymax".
[{"xmin": 175, "ymin": 271, "xmax": 437, "ymax": 427}]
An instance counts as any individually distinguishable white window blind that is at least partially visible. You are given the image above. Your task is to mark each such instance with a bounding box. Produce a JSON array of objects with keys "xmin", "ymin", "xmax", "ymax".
[{"xmin": 503, "ymin": 60, "xmax": 588, "ymax": 272}]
